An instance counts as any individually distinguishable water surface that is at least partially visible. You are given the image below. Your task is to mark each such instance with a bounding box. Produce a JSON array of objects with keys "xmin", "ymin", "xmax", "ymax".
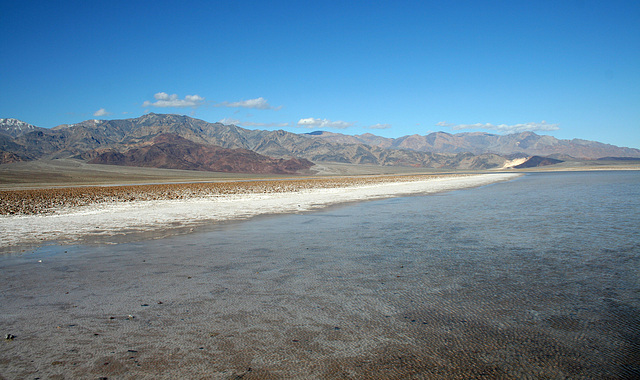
[{"xmin": 1, "ymin": 171, "xmax": 638, "ymax": 378}]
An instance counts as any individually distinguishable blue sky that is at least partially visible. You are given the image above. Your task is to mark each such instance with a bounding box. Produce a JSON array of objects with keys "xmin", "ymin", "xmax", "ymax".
[{"xmin": 1, "ymin": 0, "xmax": 639, "ymax": 148}]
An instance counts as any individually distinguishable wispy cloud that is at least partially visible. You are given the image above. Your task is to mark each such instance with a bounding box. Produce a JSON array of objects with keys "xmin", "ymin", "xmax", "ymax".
[
  {"xmin": 297, "ymin": 118, "xmax": 354, "ymax": 129},
  {"xmin": 367, "ymin": 123, "xmax": 392, "ymax": 130},
  {"xmin": 219, "ymin": 118, "xmax": 289, "ymax": 128},
  {"xmin": 93, "ymin": 108, "xmax": 110, "ymax": 117},
  {"xmin": 437, "ymin": 121, "xmax": 560, "ymax": 134},
  {"xmin": 218, "ymin": 97, "xmax": 280, "ymax": 110},
  {"xmin": 142, "ymin": 92, "xmax": 205, "ymax": 108}
]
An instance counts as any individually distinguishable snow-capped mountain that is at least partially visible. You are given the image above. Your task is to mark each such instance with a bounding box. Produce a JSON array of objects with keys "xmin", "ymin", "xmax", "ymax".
[{"xmin": 0, "ymin": 118, "xmax": 46, "ymax": 138}]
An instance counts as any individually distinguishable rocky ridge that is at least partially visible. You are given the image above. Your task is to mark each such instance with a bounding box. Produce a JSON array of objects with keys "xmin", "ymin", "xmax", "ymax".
[
  {"xmin": 2, "ymin": 114, "xmax": 638, "ymax": 169},
  {"xmin": 0, "ymin": 118, "xmax": 46, "ymax": 138},
  {"xmin": 87, "ymin": 134, "xmax": 314, "ymax": 174},
  {"xmin": 305, "ymin": 130, "xmax": 640, "ymax": 158}
]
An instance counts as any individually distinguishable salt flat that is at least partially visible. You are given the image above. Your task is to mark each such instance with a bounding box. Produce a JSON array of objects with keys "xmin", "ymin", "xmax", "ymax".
[
  {"xmin": 2, "ymin": 171, "xmax": 636, "ymax": 379},
  {"xmin": 0, "ymin": 173, "xmax": 519, "ymax": 249}
]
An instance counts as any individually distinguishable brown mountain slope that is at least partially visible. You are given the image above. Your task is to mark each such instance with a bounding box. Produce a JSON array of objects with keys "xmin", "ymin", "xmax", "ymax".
[
  {"xmin": 0, "ymin": 151, "xmax": 26, "ymax": 164},
  {"xmin": 88, "ymin": 134, "xmax": 314, "ymax": 174},
  {"xmin": 308, "ymin": 129, "xmax": 640, "ymax": 158},
  {"xmin": 2, "ymin": 114, "xmax": 638, "ymax": 170}
]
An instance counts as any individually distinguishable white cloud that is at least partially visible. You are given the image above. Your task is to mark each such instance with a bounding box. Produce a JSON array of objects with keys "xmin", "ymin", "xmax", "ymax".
[
  {"xmin": 297, "ymin": 117, "xmax": 354, "ymax": 129},
  {"xmin": 93, "ymin": 108, "xmax": 110, "ymax": 117},
  {"xmin": 219, "ymin": 118, "xmax": 289, "ymax": 128},
  {"xmin": 142, "ymin": 92, "xmax": 205, "ymax": 108},
  {"xmin": 437, "ymin": 121, "xmax": 560, "ymax": 134},
  {"xmin": 367, "ymin": 123, "xmax": 392, "ymax": 130},
  {"xmin": 219, "ymin": 117, "xmax": 241, "ymax": 125},
  {"xmin": 218, "ymin": 97, "xmax": 280, "ymax": 110}
]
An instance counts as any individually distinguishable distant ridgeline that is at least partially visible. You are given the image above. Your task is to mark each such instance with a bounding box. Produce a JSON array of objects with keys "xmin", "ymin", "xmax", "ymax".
[{"xmin": 1, "ymin": 114, "xmax": 639, "ymax": 171}]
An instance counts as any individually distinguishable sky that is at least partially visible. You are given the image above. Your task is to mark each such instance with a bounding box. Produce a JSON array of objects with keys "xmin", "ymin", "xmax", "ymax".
[{"xmin": 1, "ymin": 0, "xmax": 639, "ymax": 148}]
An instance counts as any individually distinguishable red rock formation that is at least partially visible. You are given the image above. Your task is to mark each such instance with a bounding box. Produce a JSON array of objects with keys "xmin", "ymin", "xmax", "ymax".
[{"xmin": 88, "ymin": 134, "xmax": 314, "ymax": 174}]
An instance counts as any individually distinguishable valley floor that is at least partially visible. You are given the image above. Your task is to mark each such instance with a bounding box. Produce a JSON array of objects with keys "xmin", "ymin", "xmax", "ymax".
[
  {"xmin": 1, "ymin": 172, "xmax": 519, "ymax": 250},
  {"xmin": 0, "ymin": 159, "xmax": 456, "ymax": 190},
  {"xmin": 2, "ymin": 171, "xmax": 638, "ymax": 379},
  {"xmin": 1, "ymin": 158, "xmax": 638, "ymax": 190}
]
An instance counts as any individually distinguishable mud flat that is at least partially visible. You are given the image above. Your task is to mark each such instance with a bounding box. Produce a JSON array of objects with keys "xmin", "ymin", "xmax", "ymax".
[
  {"xmin": 2, "ymin": 170, "xmax": 637, "ymax": 379},
  {"xmin": 0, "ymin": 173, "xmax": 519, "ymax": 249}
]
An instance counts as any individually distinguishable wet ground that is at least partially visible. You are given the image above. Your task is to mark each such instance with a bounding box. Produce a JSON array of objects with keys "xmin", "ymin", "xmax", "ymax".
[{"xmin": 1, "ymin": 171, "xmax": 639, "ymax": 379}]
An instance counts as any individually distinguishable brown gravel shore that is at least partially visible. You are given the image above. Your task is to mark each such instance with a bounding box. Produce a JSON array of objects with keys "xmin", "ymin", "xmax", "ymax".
[{"xmin": 0, "ymin": 174, "xmax": 456, "ymax": 216}]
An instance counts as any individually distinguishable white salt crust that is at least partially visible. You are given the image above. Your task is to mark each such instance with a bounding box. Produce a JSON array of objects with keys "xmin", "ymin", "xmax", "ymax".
[{"xmin": 0, "ymin": 173, "xmax": 520, "ymax": 248}]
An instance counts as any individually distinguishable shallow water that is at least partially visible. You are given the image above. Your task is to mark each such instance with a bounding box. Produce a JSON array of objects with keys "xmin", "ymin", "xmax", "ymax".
[{"xmin": 1, "ymin": 171, "xmax": 639, "ymax": 379}]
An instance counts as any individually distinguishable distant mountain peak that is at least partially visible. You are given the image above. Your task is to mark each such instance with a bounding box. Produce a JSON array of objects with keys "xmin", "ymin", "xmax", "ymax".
[
  {"xmin": 2, "ymin": 113, "xmax": 639, "ymax": 169},
  {"xmin": 0, "ymin": 118, "xmax": 32, "ymax": 126},
  {"xmin": 0, "ymin": 118, "xmax": 45, "ymax": 138}
]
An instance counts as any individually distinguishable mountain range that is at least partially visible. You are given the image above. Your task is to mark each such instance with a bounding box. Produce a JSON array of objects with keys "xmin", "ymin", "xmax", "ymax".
[
  {"xmin": 87, "ymin": 134, "xmax": 314, "ymax": 174},
  {"xmin": 1, "ymin": 114, "xmax": 639, "ymax": 172}
]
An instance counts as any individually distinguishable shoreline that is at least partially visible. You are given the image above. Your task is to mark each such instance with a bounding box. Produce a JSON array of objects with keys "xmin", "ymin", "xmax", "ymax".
[
  {"xmin": 1, "ymin": 173, "xmax": 520, "ymax": 250},
  {"xmin": 2, "ymin": 171, "xmax": 635, "ymax": 379}
]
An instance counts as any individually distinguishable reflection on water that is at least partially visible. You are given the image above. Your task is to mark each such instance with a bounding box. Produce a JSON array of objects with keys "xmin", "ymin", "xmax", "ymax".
[{"xmin": 1, "ymin": 171, "xmax": 639, "ymax": 378}]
